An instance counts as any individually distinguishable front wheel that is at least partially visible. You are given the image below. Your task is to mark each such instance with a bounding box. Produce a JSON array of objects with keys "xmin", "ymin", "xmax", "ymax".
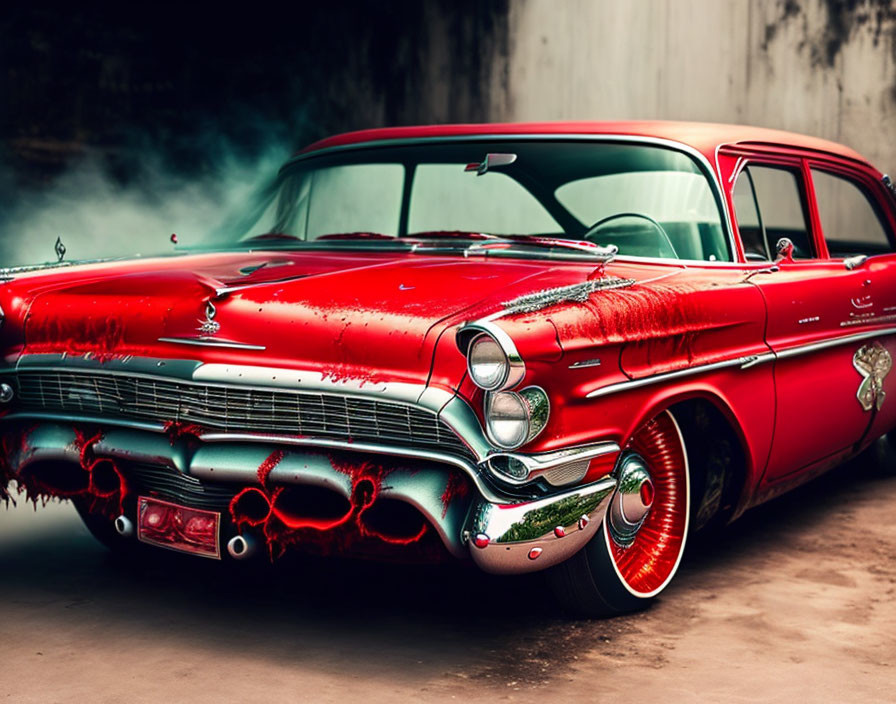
[{"xmin": 547, "ymin": 411, "xmax": 690, "ymax": 617}]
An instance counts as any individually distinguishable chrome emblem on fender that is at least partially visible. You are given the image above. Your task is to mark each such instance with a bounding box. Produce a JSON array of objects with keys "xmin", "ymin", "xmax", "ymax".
[
  {"xmin": 853, "ymin": 342, "xmax": 892, "ymax": 411},
  {"xmin": 197, "ymin": 301, "xmax": 221, "ymax": 337}
]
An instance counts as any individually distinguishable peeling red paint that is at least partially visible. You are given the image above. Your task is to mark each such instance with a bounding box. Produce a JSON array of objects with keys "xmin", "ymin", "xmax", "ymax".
[
  {"xmin": 73, "ymin": 428, "xmax": 104, "ymax": 467},
  {"xmin": 14, "ymin": 427, "xmax": 128, "ymax": 518},
  {"xmin": 320, "ymin": 364, "xmax": 387, "ymax": 387},
  {"xmin": 227, "ymin": 452, "xmax": 454, "ymax": 561},
  {"xmin": 229, "ymin": 487, "xmax": 273, "ymax": 527},
  {"xmin": 256, "ymin": 449, "xmax": 285, "ymax": 487},
  {"xmin": 358, "ymin": 517, "xmax": 428, "ymax": 545},
  {"xmin": 162, "ymin": 420, "xmax": 204, "ymax": 448}
]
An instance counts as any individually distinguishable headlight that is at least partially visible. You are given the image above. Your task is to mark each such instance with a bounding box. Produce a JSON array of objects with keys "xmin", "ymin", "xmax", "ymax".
[
  {"xmin": 468, "ymin": 334, "xmax": 508, "ymax": 390},
  {"xmin": 485, "ymin": 386, "xmax": 549, "ymax": 450},
  {"xmin": 465, "ymin": 328, "xmax": 525, "ymax": 391}
]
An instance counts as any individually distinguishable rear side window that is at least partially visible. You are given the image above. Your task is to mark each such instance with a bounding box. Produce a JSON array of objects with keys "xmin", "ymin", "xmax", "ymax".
[
  {"xmin": 811, "ymin": 169, "xmax": 894, "ymax": 256},
  {"xmin": 733, "ymin": 165, "xmax": 814, "ymax": 260}
]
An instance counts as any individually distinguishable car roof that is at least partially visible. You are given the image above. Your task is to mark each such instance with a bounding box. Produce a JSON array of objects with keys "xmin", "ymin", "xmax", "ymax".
[{"xmin": 300, "ymin": 120, "xmax": 870, "ymax": 168}]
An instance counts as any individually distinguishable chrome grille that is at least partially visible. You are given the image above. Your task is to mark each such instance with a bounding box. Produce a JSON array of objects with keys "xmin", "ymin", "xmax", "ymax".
[
  {"xmin": 128, "ymin": 464, "xmax": 238, "ymax": 511},
  {"xmin": 13, "ymin": 370, "xmax": 473, "ymax": 459}
]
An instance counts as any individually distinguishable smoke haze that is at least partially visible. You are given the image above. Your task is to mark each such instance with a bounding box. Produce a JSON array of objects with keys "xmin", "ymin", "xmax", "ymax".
[{"xmin": 0, "ymin": 137, "xmax": 291, "ymax": 267}]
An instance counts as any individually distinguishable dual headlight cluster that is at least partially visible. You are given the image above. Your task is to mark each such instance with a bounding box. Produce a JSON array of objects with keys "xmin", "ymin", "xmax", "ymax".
[{"xmin": 467, "ymin": 331, "xmax": 549, "ymax": 450}]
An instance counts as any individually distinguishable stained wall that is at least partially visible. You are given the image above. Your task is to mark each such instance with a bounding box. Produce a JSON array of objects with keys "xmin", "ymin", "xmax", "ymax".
[{"xmin": 493, "ymin": 0, "xmax": 896, "ymax": 169}]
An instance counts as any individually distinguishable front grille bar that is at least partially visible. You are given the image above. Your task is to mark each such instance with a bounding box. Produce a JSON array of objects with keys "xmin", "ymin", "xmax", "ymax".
[{"xmin": 12, "ymin": 370, "xmax": 473, "ymax": 460}]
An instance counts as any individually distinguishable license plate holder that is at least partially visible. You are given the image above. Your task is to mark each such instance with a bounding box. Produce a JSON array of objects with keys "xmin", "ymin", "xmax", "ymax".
[{"xmin": 137, "ymin": 496, "xmax": 221, "ymax": 560}]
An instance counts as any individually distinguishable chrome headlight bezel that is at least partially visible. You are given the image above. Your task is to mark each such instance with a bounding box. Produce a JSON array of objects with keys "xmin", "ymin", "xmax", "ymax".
[
  {"xmin": 484, "ymin": 386, "xmax": 550, "ymax": 450},
  {"xmin": 463, "ymin": 325, "xmax": 525, "ymax": 392}
]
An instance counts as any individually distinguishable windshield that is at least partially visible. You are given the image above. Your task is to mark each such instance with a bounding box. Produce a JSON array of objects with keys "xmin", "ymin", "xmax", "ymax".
[{"xmin": 225, "ymin": 140, "xmax": 731, "ymax": 262}]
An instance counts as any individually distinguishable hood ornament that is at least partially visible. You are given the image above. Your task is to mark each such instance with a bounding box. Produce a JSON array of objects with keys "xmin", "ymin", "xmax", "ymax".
[
  {"xmin": 854, "ymin": 342, "xmax": 892, "ymax": 411},
  {"xmin": 197, "ymin": 301, "xmax": 221, "ymax": 337},
  {"xmin": 54, "ymin": 236, "xmax": 66, "ymax": 262},
  {"xmin": 159, "ymin": 299, "xmax": 265, "ymax": 350}
]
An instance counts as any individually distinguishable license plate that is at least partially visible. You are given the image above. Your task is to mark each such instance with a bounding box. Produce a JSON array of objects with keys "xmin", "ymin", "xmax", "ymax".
[{"xmin": 137, "ymin": 496, "xmax": 221, "ymax": 559}]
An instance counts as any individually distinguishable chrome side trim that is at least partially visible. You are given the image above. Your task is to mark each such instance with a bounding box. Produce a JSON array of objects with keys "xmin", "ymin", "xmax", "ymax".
[
  {"xmin": 584, "ymin": 327, "xmax": 896, "ymax": 400},
  {"xmin": 585, "ymin": 353, "xmax": 776, "ymax": 399},
  {"xmin": 775, "ymin": 327, "xmax": 896, "ymax": 360},
  {"xmin": 569, "ymin": 358, "xmax": 602, "ymax": 369},
  {"xmin": 158, "ymin": 337, "xmax": 267, "ymax": 351}
]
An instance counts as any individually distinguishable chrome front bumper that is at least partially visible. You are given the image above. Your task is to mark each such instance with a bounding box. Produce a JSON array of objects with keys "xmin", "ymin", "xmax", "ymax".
[
  {"xmin": 464, "ymin": 476, "xmax": 617, "ymax": 574},
  {"xmin": 5, "ymin": 421, "xmax": 619, "ymax": 574}
]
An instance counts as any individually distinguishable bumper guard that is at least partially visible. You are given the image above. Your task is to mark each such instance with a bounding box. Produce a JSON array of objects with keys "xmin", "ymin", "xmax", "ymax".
[{"xmin": 465, "ymin": 475, "xmax": 617, "ymax": 574}]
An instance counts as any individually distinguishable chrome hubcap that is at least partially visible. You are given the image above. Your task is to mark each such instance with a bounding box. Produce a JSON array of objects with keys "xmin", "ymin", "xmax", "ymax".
[{"xmin": 608, "ymin": 454, "xmax": 654, "ymax": 547}]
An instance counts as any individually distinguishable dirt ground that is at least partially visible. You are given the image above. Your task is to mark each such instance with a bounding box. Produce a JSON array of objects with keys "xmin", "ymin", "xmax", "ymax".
[{"xmin": 1, "ymin": 457, "xmax": 894, "ymax": 704}]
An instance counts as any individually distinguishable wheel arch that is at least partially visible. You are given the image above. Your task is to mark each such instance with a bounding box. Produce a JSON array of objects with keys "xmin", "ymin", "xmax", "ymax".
[{"xmin": 623, "ymin": 388, "xmax": 755, "ymax": 531}]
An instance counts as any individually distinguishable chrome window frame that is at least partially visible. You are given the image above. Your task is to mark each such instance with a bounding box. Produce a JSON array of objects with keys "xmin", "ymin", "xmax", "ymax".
[{"xmin": 281, "ymin": 134, "xmax": 738, "ymax": 265}]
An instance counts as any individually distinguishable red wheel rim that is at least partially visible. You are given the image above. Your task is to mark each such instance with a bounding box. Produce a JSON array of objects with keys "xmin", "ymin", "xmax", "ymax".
[{"xmin": 605, "ymin": 411, "xmax": 689, "ymax": 597}]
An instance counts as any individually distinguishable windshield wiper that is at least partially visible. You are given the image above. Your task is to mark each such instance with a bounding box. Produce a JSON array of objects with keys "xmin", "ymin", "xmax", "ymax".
[
  {"xmin": 402, "ymin": 230, "xmax": 497, "ymax": 241},
  {"xmin": 402, "ymin": 231, "xmax": 618, "ymax": 262},
  {"xmin": 467, "ymin": 236, "xmax": 618, "ymax": 262},
  {"xmin": 230, "ymin": 231, "xmax": 617, "ymax": 262},
  {"xmin": 317, "ymin": 232, "xmax": 394, "ymax": 241}
]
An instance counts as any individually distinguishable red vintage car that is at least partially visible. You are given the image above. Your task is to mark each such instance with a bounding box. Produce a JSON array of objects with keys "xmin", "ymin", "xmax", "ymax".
[{"xmin": 2, "ymin": 121, "xmax": 894, "ymax": 616}]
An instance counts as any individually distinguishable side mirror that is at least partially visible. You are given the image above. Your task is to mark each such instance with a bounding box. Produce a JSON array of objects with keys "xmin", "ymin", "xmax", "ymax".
[
  {"xmin": 774, "ymin": 237, "xmax": 794, "ymax": 264},
  {"xmin": 844, "ymin": 254, "xmax": 869, "ymax": 270}
]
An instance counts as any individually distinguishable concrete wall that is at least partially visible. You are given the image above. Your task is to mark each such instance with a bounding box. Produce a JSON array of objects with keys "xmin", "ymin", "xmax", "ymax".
[{"xmin": 492, "ymin": 0, "xmax": 896, "ymax": 169}]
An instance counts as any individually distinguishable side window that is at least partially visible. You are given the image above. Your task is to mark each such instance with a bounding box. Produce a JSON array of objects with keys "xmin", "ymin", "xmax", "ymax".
[
  {"xmin": 811, "ymin": 169, "xmax": 894, "ymax": 256},
  {"xmin": 732, "ymin": 170, "xmax": 768, "ymax": 260},
  {"xmin": 735, "ymin": 165, "xmax": 815, "ymax": 259}
]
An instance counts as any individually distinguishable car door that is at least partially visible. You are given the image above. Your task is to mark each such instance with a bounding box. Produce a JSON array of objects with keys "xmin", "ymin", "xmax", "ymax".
[
  {"xmin": 806, "ymin": 161, "xmax": 896, "ymax": 446},
  {"xmin": 730, "ymin": 158, "xmax": 875, "ymax": 483}
]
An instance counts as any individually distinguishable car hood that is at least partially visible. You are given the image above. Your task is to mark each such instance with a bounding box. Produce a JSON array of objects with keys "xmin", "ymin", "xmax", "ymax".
[{"xmin": 13, "ymin": 249, "xmax": 580, "ymax": 385}]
